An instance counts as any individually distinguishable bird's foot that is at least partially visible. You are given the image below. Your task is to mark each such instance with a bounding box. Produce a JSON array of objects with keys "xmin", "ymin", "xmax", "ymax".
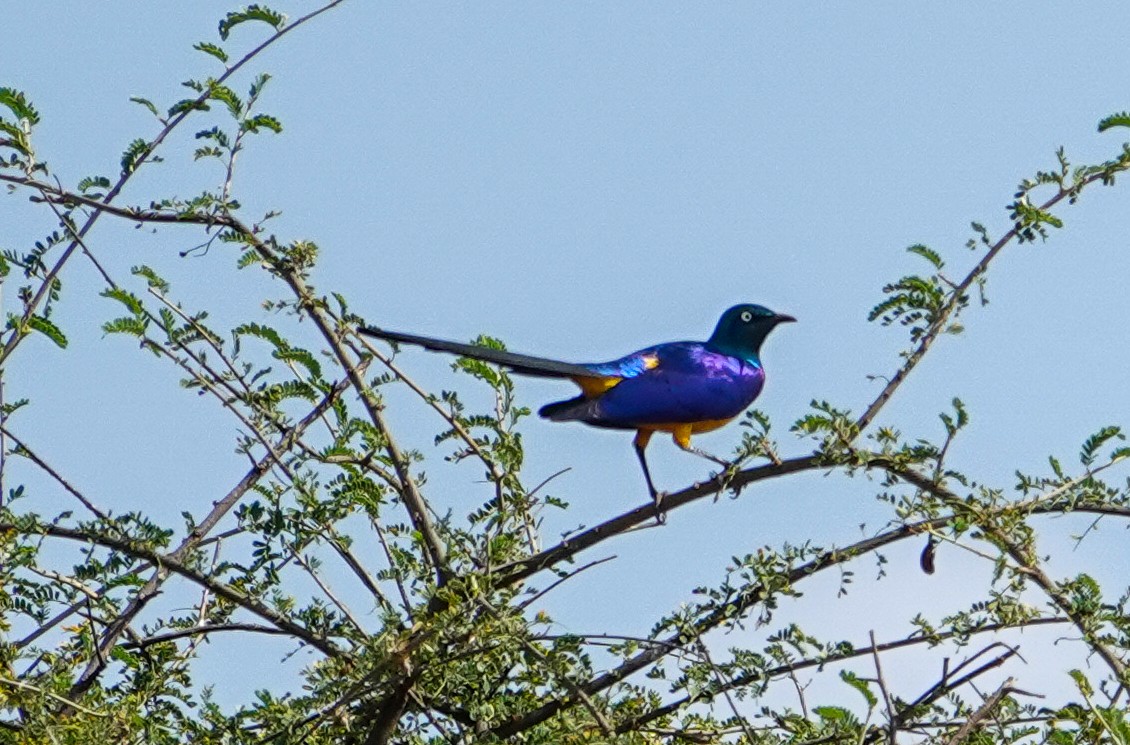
[
  {"xmin": 711, "ymin": 464, "xmax": 739, "ymax": 499},
  {"xmin": 652, "ymin": 490, "xmax": 668, "ymax": 525}
]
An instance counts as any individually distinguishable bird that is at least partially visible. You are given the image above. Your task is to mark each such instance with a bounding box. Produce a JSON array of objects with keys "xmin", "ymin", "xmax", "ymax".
[{"xmin": 359, "ymin": 304, "xmax": 794, "ymax": 511}]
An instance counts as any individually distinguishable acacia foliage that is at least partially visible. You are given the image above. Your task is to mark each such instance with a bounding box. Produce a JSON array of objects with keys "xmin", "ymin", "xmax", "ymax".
[{"xmin": 2, "ymin": 4, "xmax": 1130, "ymax": 744}]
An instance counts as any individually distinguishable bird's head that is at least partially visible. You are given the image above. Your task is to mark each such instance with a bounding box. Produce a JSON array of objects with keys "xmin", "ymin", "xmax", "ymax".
[{"xmin": 707, "ymin": 303, "xmax": 795, "ymax": 361}]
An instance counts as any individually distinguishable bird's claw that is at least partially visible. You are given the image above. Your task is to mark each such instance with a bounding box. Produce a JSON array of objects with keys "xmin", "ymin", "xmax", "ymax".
[
  {"xmin": 710, "ymin": 465, "xmax": 738, "ymax": 500},
  {"xmin": 652, "ymin": 491, "xmax": 668, "ymax": 525}
]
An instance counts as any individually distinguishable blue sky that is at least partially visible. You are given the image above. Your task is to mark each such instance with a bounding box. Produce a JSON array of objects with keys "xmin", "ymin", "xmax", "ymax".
[{"xmin": 5, "ymin": 0, "xmax": 1130, "ymax": 718}]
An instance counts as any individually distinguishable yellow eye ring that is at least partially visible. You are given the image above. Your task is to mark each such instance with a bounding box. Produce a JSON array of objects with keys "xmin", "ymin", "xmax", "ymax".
[{"xmin": 740, "ymin": 311, "xmax": 753, "ymax": 322}]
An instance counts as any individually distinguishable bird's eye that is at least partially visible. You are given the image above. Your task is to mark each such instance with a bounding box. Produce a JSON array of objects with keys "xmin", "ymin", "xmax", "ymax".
[{"xmin": 740, "ymin": 311, "xmax": 753, "ymax": 322}]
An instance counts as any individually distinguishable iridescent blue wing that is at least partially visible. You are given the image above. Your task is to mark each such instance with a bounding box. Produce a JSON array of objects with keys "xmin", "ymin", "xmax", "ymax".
[{"xmin": 542, "ymin": 343, "xmax": 765, "ymax": 427}]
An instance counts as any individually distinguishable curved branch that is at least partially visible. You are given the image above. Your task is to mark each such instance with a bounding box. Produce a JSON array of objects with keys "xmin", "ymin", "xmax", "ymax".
[
  {"xmin": 488, "ymin": 514, "xmax": 938, "ymax": 739},
  {"xmin": 69, "ymin": 375, "xmax": 352, "ymax": 698},
  {"xmin": 0, "ymin": 0, "xmax": 348, "ymax": 366},
  {"xmin": 491, "ymin": 454, "xmax": 821, "ymax": 588},
  {"xmin": 617, "ymin": 617, "xmax": 1068, "ymax": 734},
  {"xmin": 1, "ymin": 521, "xmax": 341, "ymax": 657},
  {"xmin": 856, "ymin": 164, "xmax": 1129, "ymax": 433},
  {"xmin": 122, "ymin": 622, "xmax": 291, "ymax": 649},
  {"xmin": 877, "ymin": 459, "xmax": 1130, "ymax": 685}
]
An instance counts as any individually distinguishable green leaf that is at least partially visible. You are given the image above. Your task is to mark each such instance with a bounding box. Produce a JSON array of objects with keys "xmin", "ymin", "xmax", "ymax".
[
  {"xmin": 814, "ymin": 705, "xmax": 856, "ymax": 724},
  {"xmin": 0, "ymin": 398, "xmax": 28, "ymax": 416},
  {"xmin": 100, "ymin": 287, "xmax": 145, "ymax": 316},
  {"xmin": 0, "ymin": 87, "xmax": 39, "ymax": 124},
  {"xmin": 907, "ymin": 243, "xmax": 944, "ymax": 269},
  {"xmin": 241, "ymin": 114, "xmax": 282, "ymax": 134},
  {"xmin": 1080, "ymin": 426, "xmax": 1123, "ymax": 466},
  {"xmin": 1098, "ymin": 111, "xmax": 1130, "ymax": 133},
  {"xmin": 839, "ymin": 669, "xmax": 877, "ymax": 708},
  {"xmin": 275, "ymin": 348, "xmax": 322, "ymax": 380},
  {"xmin": 208, "ymin": 83, "xmax": 243, "ymax": 118},
  {"xmin": 1068, "ymin": 669, "xmax": 1094, "ymax": 697},
  {"xmin": 193, "ymin": 41, "xmax": 229, "ymax": 63},
  {"xmin": 167, "ymin": 98, "xmax": 210, "ymax": 118},
  {"xmin": 102, "ymin": 317, "xmax": 148, "ymax": 337},
  {"xmin": 218, "ymin": 5, "xmax": 287, "ymax": 40},
  {"xmin": 158, "ymin": 308, "xmax": 177, "ymax": 333},
  {"xmin": 120, "ymin": 138, "xmax": 151, "ymax": 175},
  {"xmin": 0, "ymin": 120, "xmax": 30, "ymax": 155},
  {"xmin": 132, "ymin": 265, "xmax": 170, "ymax": 293},
  {"xmin": 258, "ymin": 380, "xmax": 317, "ymax": 404},
  {"xmin": 248, "ymin": 73, "xmax": 272, "ymax": 100},
  {"xmin": 195, "ymin": 126, "xmax": 231, "ymax": 148},
  {"xmin": 235, "ymin": 322, "xmax": 287, "ymax": 351},
  {"xmin": 129, "ymin": 96, "xmax": 160, "ymax": 118},
  {"xmin": 27, "ymin": 315, "xmax": 68, "ymax": 348},
  {"xmin": 77, "ymin": 175, "xmax": 112, "ymax": 193},
  {"xmin": 234, "ymin": 323, "xmax": 322, "ymax": 379},
  {"xmin": 236, "ymin": 250, "xmax": 261, "ymax": 269},
  {"xmin": 1048, "ymin": 455, "xmax": 1065, "ymax": 479}
]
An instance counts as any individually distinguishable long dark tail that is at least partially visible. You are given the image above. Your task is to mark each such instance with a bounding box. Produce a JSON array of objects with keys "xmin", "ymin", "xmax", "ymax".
[{"xmin": 358, "ymin": 326, "xmax": 598, "ymax": 379}]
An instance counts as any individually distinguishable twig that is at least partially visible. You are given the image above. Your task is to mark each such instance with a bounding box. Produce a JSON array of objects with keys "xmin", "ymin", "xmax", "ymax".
[
  {"xmin": 696, "ymin": 639, "xmax": 758, "ymax": 743},
  {"xmin": 0, "ymin": 676, "xmax": 107, "ymax": 718},
  {"xmin": 516, "ymin": 555, "xmax": 616, "ymax": 611},
  {"xmin": 70, "ymin": 376, "xmax": 350, "ymax": 697},
  {"xmin": 879, "ymin": 460, "xmax": 1130, "ymax": 686},
  {"xmin": 122, "ymin": 622, "xmax": 291, "ymax": 649},
  {"xmin": 0, "ymin": 0, "xmax": 349, "ymax": 366},
  {"xmin": 942, "ymin": 677, "xmax": 1015, "ymax": 745},
  {"xmin": 855, "ymin": 167, "xmax": 1129, "ymax": 434},
  {"xmin": 0, "ymin": 520, "xmax": 341, "ymax": 657},
  {"xmin": 868, "ymin": 630, "xmax": 897, "ymax": 745},
  {"xmin": 0, "ymin": 426, "xmax": 108, "ymax": 519}
]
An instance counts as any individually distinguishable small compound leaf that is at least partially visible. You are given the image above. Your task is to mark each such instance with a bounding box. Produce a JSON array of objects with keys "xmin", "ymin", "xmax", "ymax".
[
  {"xmin": 241, "ymin": 114, "xmax": 282, "ymax": 134},
  {"xmin": 1098, "ymin": 111, "xmax": 1130, "ymax": 133},
  {"xmin": 132, "ymin": 265, "xmax": 171, "ymax": 293},
  {"xmin": 129, "ymin": 96, "xmax": 161, "ymax": 118},
  {"xmin": 27, "ymin": 315, "xmax": 68, "ymax": 348},
  {"xmin": 193, "ymin": 41, "xmax": 229, "ymax": 63},
  {"xmin": 248, "ymin": 73, "xmax": 271, "ymax": 100},
  {"xmin": 0, "ymin": 87, "xmax": 39, "ymax": 124},
  {"xmin": 167, "ymin": 98, "xmax": 210, "ymax": 118},
  {"xmin": 236, "ymin": 249, "xmax": 261, "ymax": 269},
  {"xmin": 208, "ymin": 83, "xmax": 242, "ymax": 118},
  {"xmin": 840, "ymin": 670, "xmax": 878, "ymax": 708},
  {"xmin": 77, "ymin": 175, "xmax": 112, "ymax": 194},
  {"xmin": 102, "ymin": 317, "xmax": 148, "ymax": 337},
  {"xmin": 120, "ymin": 138, "xmax": 151, "ymax": 175},
  {"xmin": 218, "ymin": 5, "xmax": 287, "ymax": 40},
  {"xmin": 100, "ymin": 287, "xmax": 145, "ymax": 316},
  {"xmin": 1080, "ymin": 426, "xmax": 1123, "ymax": 466},
  {"xmin": 276, "ymin": 348, "xmax": 322, "ymax": 380},
  {"xmin": 907, "ymin": 244, "xmax": 944, "ymax": 269}
]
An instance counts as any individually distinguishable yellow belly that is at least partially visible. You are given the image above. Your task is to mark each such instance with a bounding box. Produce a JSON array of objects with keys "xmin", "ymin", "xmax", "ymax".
[{"xmin": 640, "ymin": 418, "xmax": 734, "ymax": 435}]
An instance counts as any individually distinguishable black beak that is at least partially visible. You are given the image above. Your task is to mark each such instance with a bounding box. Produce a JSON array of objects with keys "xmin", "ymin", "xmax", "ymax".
[{"xmin": 775, "ymin": 313, "xmax": 797, "ymax": 324}]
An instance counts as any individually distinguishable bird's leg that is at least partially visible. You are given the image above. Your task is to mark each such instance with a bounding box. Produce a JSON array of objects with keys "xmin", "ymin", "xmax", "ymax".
[
  {"xmin": 673, "ymin": 426, "xmax": 735, "ymax": 492},
  {"xmin": 672, "ymin": 427, "xmax": 729, "ymax": 467},
  {"xmin": 633, "ymin": 430, "xmax": 665, "ymax": 523}
]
